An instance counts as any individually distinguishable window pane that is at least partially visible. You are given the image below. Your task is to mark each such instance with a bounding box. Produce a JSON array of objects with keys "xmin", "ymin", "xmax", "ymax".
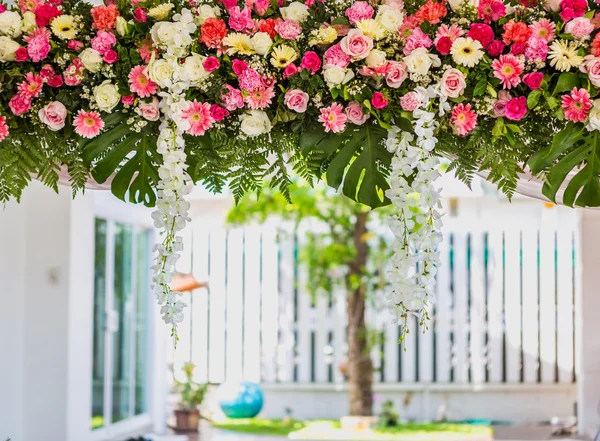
[
  {"xmin": 135, "ymin": 230, "xmax": 150, "ymax": 415},
  {"xmin": 92, "ymin": 219, "xmax": 107, "ymax": 430},
  {"xmin": 112, "ymin": 223, "xmax": 133, "ymax": 423}
]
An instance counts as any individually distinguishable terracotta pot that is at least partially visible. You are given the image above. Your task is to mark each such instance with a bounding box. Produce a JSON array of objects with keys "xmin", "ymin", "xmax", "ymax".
[{"xmin": 174, "ymin": 408, "xmax": 200, "ymax": 432}]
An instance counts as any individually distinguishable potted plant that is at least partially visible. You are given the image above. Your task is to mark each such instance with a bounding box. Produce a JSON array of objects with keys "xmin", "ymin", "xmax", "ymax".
[{"xmin": 173, "ymin": 362, "xmax": 208, "ymax": 432}]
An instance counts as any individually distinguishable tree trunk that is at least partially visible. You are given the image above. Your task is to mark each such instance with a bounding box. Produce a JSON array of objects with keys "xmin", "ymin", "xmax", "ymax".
[{"xmin": 346, "ymin": 211, "xmax": 373, "ymax": 416}]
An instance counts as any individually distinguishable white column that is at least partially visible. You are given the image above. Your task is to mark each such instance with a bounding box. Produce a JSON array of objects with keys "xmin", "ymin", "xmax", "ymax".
[{"xmin": 578, "ymin": 209, "xmax": 600, "ymax": 438}]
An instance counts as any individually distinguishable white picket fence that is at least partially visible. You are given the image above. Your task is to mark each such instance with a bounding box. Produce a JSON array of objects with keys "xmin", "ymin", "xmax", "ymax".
[{"xmin": 169, "ymin": 201, "xmax": 579, "ymax": 392}]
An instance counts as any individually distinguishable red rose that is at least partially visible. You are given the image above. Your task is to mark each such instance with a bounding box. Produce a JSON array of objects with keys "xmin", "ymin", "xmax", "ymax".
[
  {"xmin": 210, "ymin": 104, "xmax": 229, "ymax": 121},
  {"xmin": 122, "ymin": 95, "xmax": 135, "ymax": 105},
  {"xmin": 523, "ymin": 72, "xmax": 543, "ymax": 90},
  {"xmin": 203, "ymin": 56, "xmax": 221, "ymax": 73},
  {"xmin": 487, "ymin": 40, "xmax": 505, "ymax": 57},
  {"xmin": 0, "ymin": 4, "xmax": 7, "ymax": 12},
  {"xmin": 468, "ymin": 23, "xmax": 494, "ymax": 48},
  {"xmin": 232, "ymin": 59, "xmax": 249, "ymax": 76},
  {"xmin": 103, "ymin": 50, "xmax": 118, "ymax": 64},
  {"xmin": 200, "ymin": 18, "xmax": 228, "ymax": 49},
  {"xmin": 35, "ymin": 4, "xmax": 62, "ymax": 27},
  {"xmin": 435, "ymin": 36, "xmax": 452, "ymax": 55},
  {"xmin": 300, "ymin": 51, "xmax": 322, "ymax": 74},
  {"xmin": 283, "ymin": 63, "xmax": 299, "ymax": 78},
  {"xmin": 505, "ymin": 96, "xmax": 527, "ymax": 120},
  {"xmin": 15, "ymin": 47, "xmax": 29, "ymax": 62},
  {"xmin": 371, "ymin": 92, "xmax": 389, "ymax": 109},
  {"xmin": 47, "ymin": 75, "xmax": 64, "ymax": 88},
  {"xmin": 511, "ymin": 43, "xmax": 526, "ymax": 55}
]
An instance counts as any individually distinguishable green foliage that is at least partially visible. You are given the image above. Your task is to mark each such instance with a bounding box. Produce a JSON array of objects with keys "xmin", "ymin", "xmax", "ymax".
[
  {"xmin": 529, "ymin": 123, "xmax": 600, "ymax": 207},
  {"xmin": 173, "ymin": 362, "xmax": 208, "ymax": 409},
  {"xmin": 378, "ymin": 400, "xmax": 400, "ymax": 428},
  {"xmin": 298, "ymin": 122, "xmax": 392, "ymax": 209}
]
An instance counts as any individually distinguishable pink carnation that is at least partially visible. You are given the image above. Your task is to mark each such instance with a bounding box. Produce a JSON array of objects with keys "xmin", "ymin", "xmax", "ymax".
[
  {"xmin": 91, "ymin": 31, "xmax": 117, "ymax": 55},
  {"xmin": 318, "ymin": 103, "xmax": 347, "ymax": 133},
  {"xmin": 182, "ymin": 101, "xmax": 214, "ymax": 136},
  {"xmin": 73, "ymin": 110, "xmax": 104, "ymax": 138},
  {"xmin": 562, "ymin": 87, "xmax": 592, "ymax": 122},
  {"xmin": 238, "ymin": 68, "xmax": 263, "ymax": 92},
  {"xmin": 68, "ymin": 40, "xmax": 84, "ymax": 51},
  {"xmin": 559, "ymin": 0, "xmax": 586, "ymax": 22},
  {"xmin": 504, "ymin": 96, "xmax": 527, "ymax": 121},
  {"xmin": 27, "ymin": 35, "xmax": 50, "ymax": 63},
  {"xmin": 451, "ymin": 103, "xmax": 477, "ymax": 136},
  {"xmin": 400, "ymin": 92, "xmax": 422, "ymax": 111},
  {"xmin": 221, "ymin": 85, "xmax": 245, "ymax": 111},
  {"xmin": 324, "ymin": 44, "xmax": 351, "ymax": 68},
  {"xmin": 524, "ymin": 37, "xmax": 548, "ymax": 62},
  {"xmin": 565, "ymin": 17, "xmax": 594, "ymax": 39},
  {"xmin": 403, "ymin": 28, "xmax": 433, "ymax": 55},
  {"xmin": 228, "ymin": 6, "xmax": 254, "ymax": 32},
  {"xmin": 345, "ymin": 1, "xmax": 374, "ymax": 24},
  {"xmin": 491, "ymin": 54, "xmax": 524, "ymax": 89},
  {"xmin": 0, "ymin": 116, "xmax": 8, "ymax": 142},
  {"xmin": 275, "ymin": 20, "xmax": 302, "ymax": 40}
]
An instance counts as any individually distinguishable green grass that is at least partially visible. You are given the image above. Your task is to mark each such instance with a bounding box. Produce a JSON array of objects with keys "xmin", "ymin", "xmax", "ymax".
[{"xmin": 213, "ymin": 419, "xmax": 493, "ymax": 440}]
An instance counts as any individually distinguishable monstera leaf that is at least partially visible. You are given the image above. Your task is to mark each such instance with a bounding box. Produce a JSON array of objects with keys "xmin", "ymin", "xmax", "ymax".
[
  {"xmin": 82, "ymin": 112, "xmax": 160, "ymax": 207},
  {"xmin": 529, "ymin": 123, "xmax": 600, "ymax": 207},
  {"xmin": 299, "ymin": 122, "xmax": 392, "ymax": 208}
]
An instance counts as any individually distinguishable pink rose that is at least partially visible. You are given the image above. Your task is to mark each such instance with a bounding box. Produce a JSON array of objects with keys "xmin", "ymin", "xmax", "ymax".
[
  {"xmin": 38, "ymin": 101, "xmax": 67, "ymax": 131},
  {"xmin": 15, "ymin": 47, "xmax": 29, "ymax": 62},
  {"xmin": 137, "ymin": 97, "xmax": 160, "ymax": 121},
  {"xmin": 371, "ymin": 92, "xmax": 389, "ymax": 109},
  {"xmin": 345, "ymin": 101, "xmax": 369, "ymax": 125},
  {"xmin": 9, "ymin": 93, "xmax": 32, "ymax": 116},
  {"xmin": 324, "ymin": 43, "xmax": 351, "ymax": 67},
  {"xmin": 340, "ymin": 29, "xmax": 373, "ymax": 60},
  {"xmin": 300, "ymin": 51, "xmax": 322, "ymax": 74},
  {"xmin": 40, "ymin": 64, "xmax": 55, "ymax": 79},
  {"xmin": 385, "ymin": 61, "xmax": 407, "ymax": 88},
  {"xmin": 133, "ymin": 7, "xmax": 146, "ymax": 22},
  {"xmin": 232, "ymin": 59, "xmax": 249, "ymax": 76},
  {"xmin": 91, "ymin": 30, "xmax": 117, "ymax": 55},
  {"xmin": 253, "ymin": 0, "xmax": 270, "ymax": 15},
  {"xmin": 493, "ymin": 90, "xmax": 512, "ymax": 117},
  {"xmin": 122, "ymin": 95, "xmax": 135, "ymax": 105},
  {"xmin": 436, "ymin": 36, "xmax": 452, "ymax": 55},
  {"xmin": 504, "ymin": 96, "xmax": 527, "ymax": 120},
  {"xmin": 47, "ymin": 75, "xmax": 63, "ymax": 88},
  {"xmin": 511, "ymin": 43, "xmax": 526, "ymax": 55},
  {"xmin": 400, "ymin": 91, "xmax": 422, "ymax": 111},
  {"xmin": 487, "ymin": 40, "xmax": 505, "ymax": 57},
  {"xmin": 523, "ymin": 72, "xmax": 543, "ymax": 90},
  {"xmin": 103, "ymin": 50, "xmax": 118, "ymax": 63},
  {"xmin": 284, "ymin": 89, "xmax": 309, "ymax": 113},
  {"xmin": 203, "ymin": 56, "xmax": 221, "ymax": 73},
  {"xmin": 67, "ymin": 40, "xmax": 84, "ymax": 51},
  {"xmin": 345, "ymin": 1, "xmax": 374, "ymax": 24},
  {"xmin": 582, "ymin": 55, "xmax": 600, "ymax": 87},
  {"xmin": 0, "ymin": 4, "xmax": 6, "ymax": 12},
  {"xmin": 440, "ymin": 68, "xmax": 466, "ymax": 98},
  {"xmin": 283, "ymin": 63, "xmax": 299, "ymax": 78},
  {"xmin": 210, "ymin": 104, "xmax": 229, "ymax": 121}
]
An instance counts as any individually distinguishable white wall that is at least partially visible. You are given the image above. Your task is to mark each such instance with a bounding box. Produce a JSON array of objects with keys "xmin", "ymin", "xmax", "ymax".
[{"xmin": 0, "ymin": 182, "xmax": 166, "ymax": 441}]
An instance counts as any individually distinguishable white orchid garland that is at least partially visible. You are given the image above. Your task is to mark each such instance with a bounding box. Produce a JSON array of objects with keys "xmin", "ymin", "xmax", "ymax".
[
  {"xmin": 385, "ymin": 87, "xmax": 444, "ymax": 342},
  {"xmin": 150, "ymin": 9, "xmax": 196, "ymax": 344}
]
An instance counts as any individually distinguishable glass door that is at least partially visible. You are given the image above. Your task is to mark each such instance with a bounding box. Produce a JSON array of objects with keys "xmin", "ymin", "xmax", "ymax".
[{"xmin": 92, "ymin": 219, "xmax": 151, "ymax": 431}]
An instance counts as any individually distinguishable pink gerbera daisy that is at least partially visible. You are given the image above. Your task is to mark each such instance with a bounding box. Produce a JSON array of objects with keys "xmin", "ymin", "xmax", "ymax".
[
  {"xmin": 18, "ymin": 72, "xmax": 44, "ymax": 98},
  {"xmin": 529, "ymin": 19, "xmax": 555, "ymax": 42},
  {"xmin": 0, "ymin": 116, "xmax": 8, "ymax": 142},
  {"xmin": 19, "ymin": 0, "xmax": 42, "ymax": 13},
  {"xmin": 181, "ymin": 101, "xmax": 214, "ymax": 136},
  {"xmin": 434, "ymin": 24, "xmax": 464, "ymax": 44},
  {"xmin": 23, "ymin": 27, "xmax": 52, "ymax": 43},
  {"xmin": 128, "ymin": 65, "xmax": 157, "ymax": 98},
  {"xmin": 451, "ymin": 103, "xmax": 478, "ymax": 136},
  {"xmin": 562, "ymin": 88, "xmax": 592, "ymax": 122},
  {"xmin": 318, "ymin": 103, "xmax": 347, "ymax": 133},
  {"xmin": 245, "ymin": 86, "xmax": 276, "ymax": 109},
  {"xmin": 491, "ymin": 54, "xmax": 523, "ymax": 89},
  {"xmin": 74, "ymin": 110, "xmax": 104, "ymax": 139}
]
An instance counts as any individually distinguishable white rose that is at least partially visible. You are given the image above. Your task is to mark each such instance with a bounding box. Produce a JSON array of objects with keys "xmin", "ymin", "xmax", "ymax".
[
  {"xmin": 0, "ymin": 36, "xmax": 20, "ymax": 62},
  {"xmin": 403, "ymin": 47, "xmax": 435, "ymax": 75},
  {"xmin": 240, "ymin": 110, "xmax": 272, "ymax": 137},
  {"xmin": 366, "ymin": 49, "xmax": 386, "ymax": 67},
  {"xmin": 21, "ymin": 11, "xmax": 36, "ymax": 34},
  {"xmin": 181, "ymin": 53, "xmax": 209, "ymax": 85},
  {"xmin": 544, "ymin": 0, "xmax": 561, "ymax": 11},
  {"xmin": 0, "ymin": 11, "xmax": 22, "ymax": 38},
  {"xmin": 587, "ymin": 100, "xmax": 600, "ymax": 132},
  {"xmin": 115, "ymin": 16, "xmax": 132, "ymax": 37},
  {"xmin": 196, "ymin": 5, "xmax": 220, "ymax": 24},
  {"xmin": 280, "ymin": 2, "xmax": 310, "ymax": 22},
  {"xmin": 79, "ymin": 48, "xmax": 103, "ymax": 73},
  {"xmin": 376, "ymin": 5, "xmax": 404, "ymax": 32},
  {"xmin": 94, "ymin": 81, "xmax": 120, "ymax": 112},
  {"xmin": 150, "ymin": 21, "xmax": 178, "ymax": 47},
  {"xmin": 251, "ymin": 32, "xmax": 273, "ymax": 56},
  {"xmin": 323, "ymin": 65, "xmax": 355, "ymax": 88},
  {"xmin": 148, "ymin": 58, "xmax": 174, "ymax": 85}
]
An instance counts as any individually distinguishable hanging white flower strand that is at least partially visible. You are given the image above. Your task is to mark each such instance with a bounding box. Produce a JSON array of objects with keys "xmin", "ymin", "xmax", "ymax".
[
  {"xmin": 385, "ymin": 87, "xmax": 444, "ymax": 343},
  {"xmin": 150, "ymin": 9, "xmax": 196, "ymax": 345}
]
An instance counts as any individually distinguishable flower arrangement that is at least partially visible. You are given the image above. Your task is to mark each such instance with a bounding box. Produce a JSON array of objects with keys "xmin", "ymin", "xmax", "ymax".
[{"xmin": 2, "ymin": 0, "xmax": 600, "ymax": 340}]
